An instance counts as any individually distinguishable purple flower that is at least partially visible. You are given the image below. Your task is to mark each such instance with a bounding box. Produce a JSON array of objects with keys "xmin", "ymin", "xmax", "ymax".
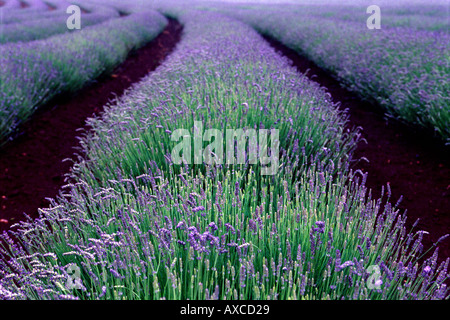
[
  {"xmin": 225, "ymin": 223, "xmax": 235, "ymax": 233},
  {"xmin": 315, "ymin": 220, "xmax": 325, "ymax": 229},
  {"xmin": 339, "ymin": 261, "xmax": 354, "ymax": 269},
  {"xmin": 192, "ymin": 206, "xmax": 205, "ymax": 213},
  {"xmin": 98, "ymin": 286, "xmax": 107, "ymax": 298},
  {"xmin": 110, "ymin": 268, "xmax": 123, "ymax": 279},
  {"xmin": 248, "ymin": 219, "xmax": 257, "ymax": 232},
  {"xmin": 202, "ymin": 232, "xmax": 219, "ymax": 246},
  {"xmin": 176, "ymin": 221, "xmax": 185, "ymax": 229},
  {"xmin": 187, "ymin": 226, "xmax": 198, "ymax": 233},
  {"xmin": 209, "ymin": 222, "xmax": 218, "ymax": 232},
  {"xmin": 374, "ymin": 279, "xmax": 383, "ymax": 288},
  {"xmin": 159, "ymin": 228, "xmax": 172, "ymax": 243},
  {"xmin": 311, "ymin": 221, "xmax": 326, "ymax": 234},
  {"xmin": 422, "ymin": 265, "xmax": 432, "ymax": 277}
]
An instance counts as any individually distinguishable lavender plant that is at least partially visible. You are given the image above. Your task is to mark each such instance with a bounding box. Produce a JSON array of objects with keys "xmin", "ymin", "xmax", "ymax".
[{"xmin": 0, "ymin": 9, "xmax": 447, "ymax": 300}]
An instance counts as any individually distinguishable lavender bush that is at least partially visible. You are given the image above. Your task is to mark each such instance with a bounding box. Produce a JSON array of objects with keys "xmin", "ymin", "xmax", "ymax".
[{"xmin": 0, "ymin": 9, "xmax": 447, "ymax": 300}]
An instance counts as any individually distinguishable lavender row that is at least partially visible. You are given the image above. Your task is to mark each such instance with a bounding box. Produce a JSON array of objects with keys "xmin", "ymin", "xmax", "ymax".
[
  {"xmin": 0, "ymin": 0, "xmax": 21, "ymax": 10},
  {"xmin": 0, "ymin": 6, "xmax": 119, "ymax": 44},
  {"xmin": 1, "ymin": 0, "xmax": 115, "ymax": 24},
  {"xmin": 261, "ymin": 3, "xmax": 450, "ymax": 32},
  {"xmin": 1, "ymin": 0, "xmax": 54, "ymax": 23}
]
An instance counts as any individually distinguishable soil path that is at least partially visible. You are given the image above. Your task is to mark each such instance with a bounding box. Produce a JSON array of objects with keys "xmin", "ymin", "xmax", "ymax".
[
  {"xmin": 19, "ymin": 1, "xmax": 28, "ymax": 9},
  {"xmin": 0, "ymin": 18, "xmax": 183, "ymax": 233},
  {"xmin": 46, "ymin": 2, "xmax": 56, "ymax": 11},
  {"xmin": 263, "ymin": 35, "xmax": 450, "ymax": 263}
]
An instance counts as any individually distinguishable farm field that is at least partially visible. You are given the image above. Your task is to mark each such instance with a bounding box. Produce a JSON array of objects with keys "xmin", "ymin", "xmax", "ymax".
[{"xmin": 0, "ymin": 0, "xmax": 449, "ymax": 304}]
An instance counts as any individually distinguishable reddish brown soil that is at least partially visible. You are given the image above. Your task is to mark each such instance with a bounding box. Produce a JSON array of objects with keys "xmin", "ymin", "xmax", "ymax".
[
  {"xmin": 19, "ymin": 1, "xmax": 29, "ymax": 9},
  {"xmin": 263, "ymin": 35, "xmax": 450, "ymax": 263},
  {"xmin": 46, "ymin": 2, "xmax": 56, "ymax": 11},
  {"xmin": 0, "ymin": 19, "xmax": 182, "ymax": 233}
]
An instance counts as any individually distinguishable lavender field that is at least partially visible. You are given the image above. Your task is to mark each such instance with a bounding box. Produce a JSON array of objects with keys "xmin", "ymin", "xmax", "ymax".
[
  {"xmin": 0, "ymin": 0, "xmax": 448, "ymax": 302},
  {"xmin": 206, "ymin": 1, "xmax": 450, "ymax": 144}
]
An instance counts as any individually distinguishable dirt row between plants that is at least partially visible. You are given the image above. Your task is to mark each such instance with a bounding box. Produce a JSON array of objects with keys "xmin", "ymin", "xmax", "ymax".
[
  {"xmin": 19, "ymin": 1, "xmax": 29, "ymax": 9},
  {"xmin": 263, "ymin": 35, "xmax": 450, "ymax": 263},
  {"xmin": 46, "ymin": 2, "xmax": 56, "ymax": 11},
  {"xmin": 0, "ymin": 18, "xmax": 183, "ymax": 233}
]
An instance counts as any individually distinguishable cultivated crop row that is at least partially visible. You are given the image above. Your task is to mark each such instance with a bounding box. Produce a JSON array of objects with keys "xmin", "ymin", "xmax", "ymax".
[
  {"xmin": 2, "ymin": 1, "xmax": 71, "ymax": 24},
  {"xmin": 273, "ymin": 3, "xmax": 449, "ymax": 32},
  {"xmin": 0, "ymin": 9, "xmax": 447, "ymax": 300},
  {"xmin": 1, "ymin": 0, "xmax": 22, "ymax": 10},
  {"xmin": 0, "ymin": 1, "xmax": 120, "ymax": 43}
]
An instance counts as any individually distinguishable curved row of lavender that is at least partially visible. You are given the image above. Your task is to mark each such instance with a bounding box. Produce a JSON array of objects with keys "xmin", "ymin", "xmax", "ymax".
[
  {"xmin": 0, "ymin": 9, "xmax": 168, "ymax": 145},
  {"xmin": 0, "ymin": 0, "xmax": 22, "ymax": 10},
  {"xmin": 0, "ymin": 8, "xmax": 447, "ymax": 300},
  {"xmin": 1, "ymin": 0, "xmax": 73, "ymax": 24},
  {"xmin": 209, "ymin": 2, "xmax": 450, "ymax": 145},
  {"xmin": 224, "ymin": 2, "xmax": 449, "ymax": 32},
  {"xmin": 296, "ymin": 3, "xmax": 449, "ymax": 32},
  {"xmin": 0, "ymin": 2, "xmax": 120, "ymax": 44}
]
